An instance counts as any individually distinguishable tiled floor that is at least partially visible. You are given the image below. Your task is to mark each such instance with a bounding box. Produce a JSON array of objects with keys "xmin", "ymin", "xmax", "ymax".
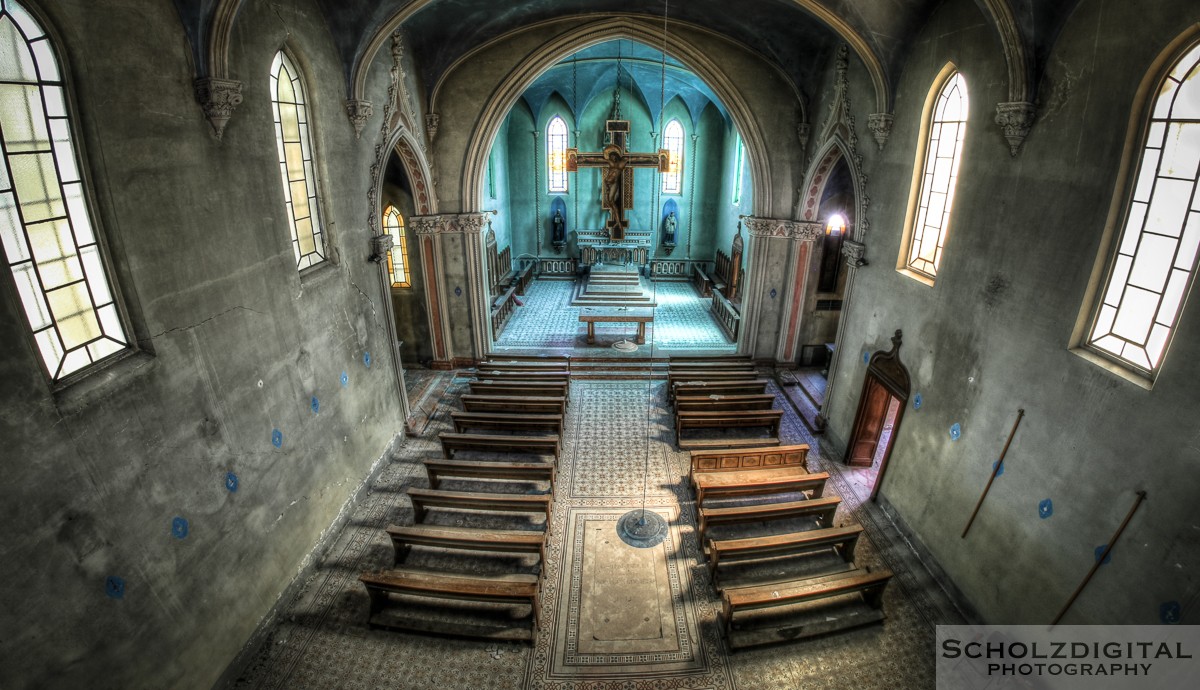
[{"xmin": 230, "ymin": 372, "xmax": 965, "ymax": 689}]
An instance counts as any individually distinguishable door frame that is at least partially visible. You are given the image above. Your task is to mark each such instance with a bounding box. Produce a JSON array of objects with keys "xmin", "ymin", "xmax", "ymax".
[{"xmin": 846, "ymin": 329, "xmax": 911, "ymax": 501}]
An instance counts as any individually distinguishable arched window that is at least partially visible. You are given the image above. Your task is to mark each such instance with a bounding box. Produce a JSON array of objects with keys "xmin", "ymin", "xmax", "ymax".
[
  {"xmin": 547, "ymin": 115, "xmax": 568, "ymax": 193},
  {"xmin": 1083, "ymin": 38, "xmax": 1200, "ymax": 379},
  {"xmin": 270, "ymin": 50, "xmax": 326, "ymax": 271},
  {"xmin": 732, "ymin": 135, "xmax": 745, "ymax": 205},
  {"xmin": 382, "ymin": 206, "xmax": 410, "ymax": 288},
  {"xmin": 1, "ymin": 0, "xmax": 129, "ymax": 381},
  {"xmin": 662, "ymin": 119, "xmax": 684, "ymax": 194},
  {"xmin": 899, "ymin": 69, "xmax": 968, "ymax": 283}
]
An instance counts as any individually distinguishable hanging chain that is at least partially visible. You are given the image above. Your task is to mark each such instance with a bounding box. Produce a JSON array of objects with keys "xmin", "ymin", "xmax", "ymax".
[
  {"xmin": 533, "ymin": 130, "xmax": 541, "ymax": 257},
  {"xmin": 687, "ymin": 133, "xmax": 697, "ymax": 259},
  {"xmin": 572, "ymin": 54, "xmax": 580, "ymax": 234}
]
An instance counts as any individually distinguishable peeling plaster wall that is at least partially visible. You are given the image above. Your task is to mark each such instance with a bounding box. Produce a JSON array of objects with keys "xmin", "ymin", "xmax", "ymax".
[
  {"xmin": 0, "ymin": 1, "xmax": 406, "ymax": 688},
  {"xmin": 824, "ymin": 0, "xmax": 1200, "ymax": 624}
]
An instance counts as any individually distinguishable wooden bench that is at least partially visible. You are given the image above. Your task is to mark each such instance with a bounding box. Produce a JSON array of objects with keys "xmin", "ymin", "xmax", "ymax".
[
  {"xmin": 450, "ymin": 411, "xmax": 564, "ymax": 436},
  {"xmin": 360, "ymin": 568, "xmax": 540, "ymax": 641},
  {"xmin": 438, "ymin": 433, "xmax": 560, "ymax": 461},
  {"xmin": 706, "ymin": 525, "xmax": 864, "ymax": 589},
  {"xmin": 680, "ymin": 438, "xmax": 782, "ymax": 451},
  {"xmin": 721, "ymin": 566, "xmax": 892, "ymax": 649},
  {"xmin": 689, "ymin": 442, "xmax": 809, "ymax": 485},
  {"xmin": 675, "ymin": 394, "xmax": 776, "ymax": 413},
  {"xmin": 477, "ymin": 360, "xmax": 568, "ymax": 371},
  {"xmin": 673, "ymin": 380, "xmax": 769, "ymax": 399},
  {"xmin": 407, "ymin": 487, "xmax": 553, "ymax": 524},
  {"xmin": 697, "ymin": 494, "xmax": 841, "ymax": 541},
  {"xmin": 474, "ymin": 370, "xmax": 570, "ymax": 382},
  {"xmin": 386, "ymin": 524, "xmax": 546, "ymax": 564},
  {"xmin": 423, "ymin": 458, "xmax": 555, "ymax": 490},
  {"xmin": 669, "ymin": 355, "xmax": 753, "ymax": 363},
  {"xmin": 461, "ymin": 394, "xmax": 567, "ymax": 415},
  {"xmin": 512, "ymin": 262, "xmax": 534, "ymax": 296},
  {"xmin": 483, "ymin": 354, "xmax": 570, "ymax": 363},
  {"xmin": 468, "ymin": 381, "xmax": 569, "ymax": 399},
  {"xmin": 669, "ymin": 374, "xmax": 762, "ymax": 400},
  {"xmin": 695, "ymin": 472, "xmax": 828, "ymax": 506},
  {"xmin": 676, "ymin": 409, "xmax": 783, "ymax": 444},
  {"xmin": 691, "ymin": 263, "xmax": 714, "ymax": 298}
]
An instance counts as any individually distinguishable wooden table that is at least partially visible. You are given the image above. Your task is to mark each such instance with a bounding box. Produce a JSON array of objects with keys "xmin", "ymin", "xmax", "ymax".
[{"xmin": 579, "ymin": 307, "xmax": 653, "ymax": 344}]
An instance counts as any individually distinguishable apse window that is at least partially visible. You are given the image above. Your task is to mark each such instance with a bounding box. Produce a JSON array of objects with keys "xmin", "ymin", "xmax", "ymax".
[
  {"xmin": 899, "ymin": 69, "xmax": 968, "ymax": 283},
  {"xmin": 662, "ymin": 119, "xmax": 683, "ymax": 194},
  {"xmin": 0, "ymin": 0, "xmax": 130, "ymax": 381},
  {"xmin": 270, "ymin": 50, "xmax": 327, "ymax": 271},
  {"xmin": 1083, "ymin": 39, "xmax": 1200, "ymax": 378},
  {"xmin": 547, "ymin": 115, "xmax": 568, "ymax": 193},
  {"xmin": 383, "ymin": 205, "xmax": 410, "ymax": 288}
]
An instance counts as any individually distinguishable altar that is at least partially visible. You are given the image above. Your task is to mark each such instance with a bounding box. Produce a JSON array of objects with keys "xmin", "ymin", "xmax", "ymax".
[{"xmin": 578, "ymin": 236, "xmax": 650, "ymax": 267}]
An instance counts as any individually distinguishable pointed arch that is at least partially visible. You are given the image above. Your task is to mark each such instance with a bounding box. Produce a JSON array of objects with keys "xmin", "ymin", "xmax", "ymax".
[
  {"xmin": 546, "ymin": 114, "xmax": 569, "ymax": 193},
  {"xmin": 661, "ymin": 118, "xmax": 684, "ymax": 195},
  {"xmin": 799, "ymin": 137, "xmax": 869, "ymax": 244},
  {"xmin": 270, "ymin": 49, "xmax": 329, "ymax": 270}
]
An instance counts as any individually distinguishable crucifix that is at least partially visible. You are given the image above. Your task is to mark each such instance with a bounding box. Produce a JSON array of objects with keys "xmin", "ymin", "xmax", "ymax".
[{"xmin": 565, "ymin": 119, "xmax": 669, "ymax": 242}]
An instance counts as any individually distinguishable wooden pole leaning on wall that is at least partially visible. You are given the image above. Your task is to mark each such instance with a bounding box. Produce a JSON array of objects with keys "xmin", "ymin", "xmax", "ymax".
[
  {"xmin": 961, "ymin": 408, "xmax": 1025, "ymax": 539},
  {"xmin": 1051, "ymin": 490, "xmax": 1147, "ymax": 626}
]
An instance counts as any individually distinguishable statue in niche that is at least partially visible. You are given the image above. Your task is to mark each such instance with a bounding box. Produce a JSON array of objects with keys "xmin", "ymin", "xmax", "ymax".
[
  {"xmin": 662, "ymin": 211, "xmax": 677, "ymax": 246},
  {"xmin": 551, "ymin": 208, "xmax": 566, "ymax": 249}
]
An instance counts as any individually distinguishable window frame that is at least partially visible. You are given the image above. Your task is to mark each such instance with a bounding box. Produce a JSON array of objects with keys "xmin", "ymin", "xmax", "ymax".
[
  {"xmin": 661, "ymin": 119, "xmax": 684, "ymax": 195},
  {"xmin": 270, "ymin": 49, "xmax": 329, "ymax": 272},
  {"xmin": 382, "ymin": 205, "xmax": 410, "ymax": 288},
  {"xmin": 1072, "ymin": 31, "xmax": 1200, "ymax": 387},
  {"xmin": 547, "ymin": 115, "xmax": 568, "ymax": 194},
  {"xmin": 732, "ymin": 134, "xmax": 745, "ymax": 206},
  {"xmin": 0, "ymin": 0, "xmax": 134, "ymax": 385},
  {"xmin": 896, "ymin": 64, "xmax": 969, "ymax": 286}
]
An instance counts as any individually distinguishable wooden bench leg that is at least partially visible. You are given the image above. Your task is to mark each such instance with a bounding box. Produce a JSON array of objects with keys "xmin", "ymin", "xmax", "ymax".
[
  {"xmin": 391, "ymin": 540, "xmax": 412, "ymax": 565},
  {"xmin": 587, "ymin": 322, "xmax": 596, "ymax": 344},
  {"xmin": 842, "ymin": 534, "xmax": 860, "ymax": 562},
  {"xmin": 636, "ymin": 322, "xmax": 645, "ymax": 344},
  {"xmin": 411, "ymin": 500, "xmax": 427, "ymax": 523},
  {"xmin": 863, "ymin": 583, "xmax": 887, "ymax": 609}
]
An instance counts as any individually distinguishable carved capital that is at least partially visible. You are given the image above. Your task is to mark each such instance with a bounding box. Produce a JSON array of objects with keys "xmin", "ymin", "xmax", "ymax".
[
  {"xmin": 425, "ymin": 112, "xmax": 440, "ymax": 143},
  {"xmin": 194, "ymin": 77, "xmax": 243, "ymax": 140},
  {"xmin": 867, "ymin": 113, "xmax": 893, "ymax": 151},
  {"xmin": 797, "ymin": 122, "xmax": 811, "ymax": 151},
  {"xmin": 743, "ymin": 217, "xmax": 823, "ymax": 241},
  {"xmin": 369, "ymin": 232, "xmax": 394, "ymax": 263},
  {"xmin": 842, "ymin": 240, "xmax": 867, "ymax": 267},
  {"xmin": 344, "ymin": 99, "xmax": 373, "ymax": 139},
  {"xmin": 995, "ymin": 101, "xmax": 1037, "ymax": 156}
]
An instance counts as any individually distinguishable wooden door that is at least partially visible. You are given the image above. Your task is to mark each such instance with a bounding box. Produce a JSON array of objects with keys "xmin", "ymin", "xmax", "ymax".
[{"xmin": 847, "ymin": 375, "xmax": 890, "ymax": 467}]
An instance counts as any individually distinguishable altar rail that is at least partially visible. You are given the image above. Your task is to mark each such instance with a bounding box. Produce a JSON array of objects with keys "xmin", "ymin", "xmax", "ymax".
[
  {"xmin": 518, "ymin": 257, "xmax": 576, "ymax": 277},
  {"xmin": 711, "ymin": 290, "xmax": 741, "ymax": 340},
  {"xmin": 650, "ymin": 259, "xmax": 705, "ymax": 280}
]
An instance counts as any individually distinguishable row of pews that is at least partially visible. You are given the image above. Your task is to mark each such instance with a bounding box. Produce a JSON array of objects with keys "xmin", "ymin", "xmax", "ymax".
[
  {"xmin": 357, "ymin": 355, "xmax": 570, "ymax": 640},
  {"xmin": 668, "ymin": 356, "xmax": 783, "ymax": 449},
  {"xmin": 689, "ymin": 439, "xmax": 894, "ymax": 649}
]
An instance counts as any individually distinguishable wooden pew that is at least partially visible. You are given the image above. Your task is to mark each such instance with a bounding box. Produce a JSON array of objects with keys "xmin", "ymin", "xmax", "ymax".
[
  {"xmin": 675, "ymin": 394, "xmax": 776, "ymax": 413},
  {"xmin": 689, "ymin": 443, "xmax": 811, "ymax": 501},
  {"xmin": 475, "ymin": 361, "xmax": 568, "ymax": 371},
  {"xmin": 721, "ymin": 567, "xmax": 893, "ymax": 649},
  {"xmin": 675, "ymin": 409, "xmax": 783, "ymax": 445},
  {"xmin": 673, "ymin": 380, "xmax": 770, "ymax": 400},
  {"xmin": 706, "ymin": 525, "xmax": 864, "ymax": 590},
  {"xmin": 669, "ymin": 374, "xmax": 762, "ymax": 401},
  {"xmin": 697, "ymin": 494, "xmax": 841, "ymax": 541},
  {"xmin": 668, "ymin": 362, "xmax": 755, "ymax": 372},
  {"xmin": 681, "ymin": 438, "xmax": 782, "ymax": 451},
  {"xmin": 407, "ymin": 487, "xmax": 553, "ymax": 524},
  {"xmin": 691, "ymin": 263, "xmax": 714, "ymax": 298},
  {"xmin": 423, "ymin": 458, "xmax": 555, "ymax": 490},
  {"xmin": 439, "ymin": 432, "xmax": 560, "ymax": 462},
  {"xmin": 468, "ymin": 381, "xmax": 569, "ymax": 399},
  {"xmin": 360, "ymin": 568, "xmax": 541, "ymax": 641},
  {"xmin": 450, "ymin": 411, "xmax": 564, "ymax": 436},
  {"xmin": 669, "ymin": 355, "xmax": 753, "ymax": 363},
  {"xmin": 386, "ymin": 524, "xmax": 546, "ymax": 565},
  {"xmin": 696, "ymin": 472, "xmax": 828, "ymax": 506},
  {"xmin": 483, "ymin": 354, "xmax": 570, "ymax": 363},
  {"xmin": 461, "ymin": 394, "xmax": 567, "ymax": 415},
  {"xmin": 474, "ymin": 370, "xmax": 570, "ymax": 382}
]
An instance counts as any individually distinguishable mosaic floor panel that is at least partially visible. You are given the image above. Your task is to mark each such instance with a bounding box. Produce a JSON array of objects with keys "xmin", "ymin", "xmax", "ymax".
[
  {"xmin": 231, "ymin": 374, "xmax": 963, "ymax": 690},
  {"xmin": 495, "ymin": 279, "xmax": 736, "ymax": 352}
]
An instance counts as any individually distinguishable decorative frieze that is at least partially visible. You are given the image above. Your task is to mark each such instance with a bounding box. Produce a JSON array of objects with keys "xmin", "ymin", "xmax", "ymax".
[
  {"xmin": 410, "ymin": 213, "xmax": 493, "ymax": 235},
  {"xmin": 995, "ymin": 101, "xmax": 1037, "ymax": 156},
  {"xmin": 194, "ymin": 77, "xmax": 243, "ymax": 140},
  {"xmin": 743, "ymin": 217, "xmax": 823, "ymax": 241},
  {"xmin": 867, "ymin": 113, "xmax": 894, "ymax": 151},
  {"xmin": 344, "ymin": 99, "xmax": 373, "ymax": 139}
]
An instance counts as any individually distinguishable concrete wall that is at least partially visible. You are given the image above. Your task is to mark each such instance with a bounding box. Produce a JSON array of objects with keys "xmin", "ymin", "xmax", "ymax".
[
  {"xmin": 824, "ymin": 0, "xmax": 1200, "ymax": 624},
  {"xmin": 0, "ymin": 1, "xmax": 406, "ymax": 688}
]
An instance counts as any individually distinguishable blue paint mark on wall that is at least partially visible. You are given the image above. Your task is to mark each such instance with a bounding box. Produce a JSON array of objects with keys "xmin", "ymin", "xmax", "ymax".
[
  {"xmin": 454, "ymin": 286, "xmax": 462, "ymax": 297},
  {"xmin": 863, "ymin": 351, "xmax": 870, "ymax": 364},
  {"xmin": 311, "ymin": 396, "xmax": 320, "ymax": 414},
  {"xmin": 340, "ymin": 371, "xmax": 349, "ymax": 387},
  {"xmin": 225, "ymin": 472, "xmax": 239, "ymax": 493},
  {"xmin": 913, "ymin": 393, "xmax": 922, "ymax": 410},
  {"xmin": 105, "ymin": 576, "xmax": 125, "ymax": 599},
  {"xmin": 992, "ymin": 460, "xmax": 1004, "ymax": 476},
  {"xmin": 949, "ymin": 423, "xmax": 961, "ymax": 441},
  {"xmin": 1094, "ymin": 545, "xmax": 1112, "ymax": 565},
  {"xmin": 363, "ymin": 352, "xmax": 372, "ymax": 368},
  {"xmin": 769, "ymin": 288, "xmax": 777, "ymax": 299},
  {"xmin": 271, "ymin": 429, "xmax": 283, "ymax": 448},
  {"xmin": 1160, "ymin": 601, "xmax": 1182, "ymax": 624},
  {"xmin": 171, "ymin": 516, "xmax": 189, "ymax": 540},
  {"xmin": 1038, "ymin": 499, "xmax": 1053, "ymax": 519}
]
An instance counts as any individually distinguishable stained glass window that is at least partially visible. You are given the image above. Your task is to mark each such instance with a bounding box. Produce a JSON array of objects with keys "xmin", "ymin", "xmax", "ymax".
[
  {"xmin": 662, "ymin": 119, "xmax": 683, "ymax": 194},
  {"xmin": 1087, "ymin": 40, "xmax": 1200, "ymax": 376},
  {"xmin": 383, "ymin": 206, "xmax": 410, "ymax": 288},
  {"xmin": 547, "ymin": 115, "xmax": 567, "ymax": 193},
  {"xmin": 904, "ymin": 71, "xmax": 968, "ymax": 280},
  {"xmin": 1, "ymin": 0, "xmax": 129, "ymax": 380},
  {"xmin": 270, "ymin": 51, "xmax": 326, "ymax": 270}
]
